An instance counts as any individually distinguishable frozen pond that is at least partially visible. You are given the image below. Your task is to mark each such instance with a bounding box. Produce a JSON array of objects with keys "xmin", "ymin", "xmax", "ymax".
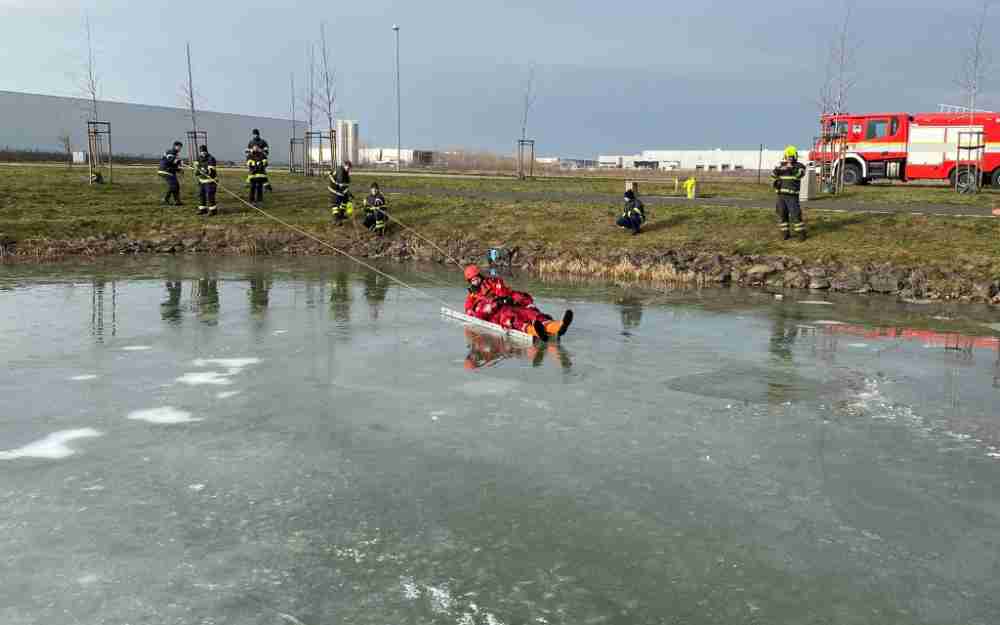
[{"xmin": 1, "ymin": 256, "xmax": 999, "ymax": 624}]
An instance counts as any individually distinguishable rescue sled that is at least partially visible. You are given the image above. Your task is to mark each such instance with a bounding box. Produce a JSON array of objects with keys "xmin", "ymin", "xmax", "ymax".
[{"xmin": 441, "ymin": 307, "xmax": 536, "ymax": 345}]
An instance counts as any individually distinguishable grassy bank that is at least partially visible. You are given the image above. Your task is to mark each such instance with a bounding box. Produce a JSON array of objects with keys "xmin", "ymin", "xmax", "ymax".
[{"xmin": 1, "ymin": 165, "xmax": 998, "ymax": 279}]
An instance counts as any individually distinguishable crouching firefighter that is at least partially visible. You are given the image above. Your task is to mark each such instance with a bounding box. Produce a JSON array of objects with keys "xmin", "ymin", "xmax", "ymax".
[
  {"xmin": 246, "ymin": 145, "xmax": 268, "ymax": 206},
  {"xmin": 328, "ymin": 160, "xmax": 353, "ymax": 223},
  {"xmin": 158, "ymin": 141, "xmax": 184, "ymax": 206},
  {"xmin": 195, "ymin": 145, "xmax": 218, "ymax": 216},
  {"xmin": 363, "ymin": 182, "xmax": 388, "ymax": 235},
  {"xmin": 771, "ymin": 145, "xmax": 807, "ymax": 241},
  {"xmin": 463, "ymin": 265, "xmax": 573, "ymax": 341},
  {"xmin": 616, "ymin": 189, "xmax": 646, "ymax": 235}
]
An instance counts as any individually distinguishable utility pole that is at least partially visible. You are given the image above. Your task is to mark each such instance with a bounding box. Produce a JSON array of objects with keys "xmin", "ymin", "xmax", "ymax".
[{"xmin": 393, "ymin": 24, "xmax": 401, "ymax": 172}]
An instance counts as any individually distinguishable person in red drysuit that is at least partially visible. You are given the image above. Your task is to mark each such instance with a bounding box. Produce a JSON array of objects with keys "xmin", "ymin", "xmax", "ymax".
[{"xmin": 463, "ymin": 265, "xmax": 573, "ymax": 340}]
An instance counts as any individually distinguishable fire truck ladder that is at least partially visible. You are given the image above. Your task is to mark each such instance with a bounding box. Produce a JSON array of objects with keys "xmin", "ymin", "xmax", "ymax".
[
  {"xmin": 955, "ymin": 129, "xmax": 985, "ymax": 194},
  {"xmin": 816, "ymin": 123, "xmax": 847, "ymax": 194}
]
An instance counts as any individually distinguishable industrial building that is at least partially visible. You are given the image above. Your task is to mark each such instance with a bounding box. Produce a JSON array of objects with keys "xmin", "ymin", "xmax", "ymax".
[
  {"xmin": 358, "ymin": 148, "xmax": 435, "ymax": 166},
  {"xmin": 598, "ymin": 149, "xmax": 790, "ymax": 172},
  {"xmin": 0, "ymin": 90, "xmax": 317, "ymax": 164}
]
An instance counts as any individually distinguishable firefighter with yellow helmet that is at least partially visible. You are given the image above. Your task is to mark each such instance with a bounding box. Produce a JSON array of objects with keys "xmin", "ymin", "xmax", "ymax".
[{"xmin": 771, "ymin": 145, "xmax": 807, "ymax": 241}]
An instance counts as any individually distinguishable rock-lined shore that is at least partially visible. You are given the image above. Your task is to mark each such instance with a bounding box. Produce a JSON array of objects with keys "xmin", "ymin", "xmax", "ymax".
[{"xmin": 3, "ymin": 228, "xmax": 998, "ymax": 305}]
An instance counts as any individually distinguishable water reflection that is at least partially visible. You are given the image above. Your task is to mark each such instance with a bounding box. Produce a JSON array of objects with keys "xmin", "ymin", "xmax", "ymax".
[
  {"xmin": 160, "ymin": 280, "xmax": 183, "ymax": 325},
  {"xmin": 463, "ymin": 328, "xmax": 572, "ymax": 371},
  {"xmin": 330, "ymin": 271, "xmax": 352, "ymax": 324},
  {"xmin": 363, "ymin": 272, "xmax": 389, "ymax": 319},
  {"xmin": 248, "ymin": 276, "xmax": 271, "ymax": 315},
  {"xmin": 195, "ymin": 278, "xmax": 220, "ymax": 326},
  {"xmin": 90, "ymin": 279, "xmax": 117, "ymax": 341},
  {"xmin": 616, "ymin": 294, "xmax": 643, "ymax": 334}
]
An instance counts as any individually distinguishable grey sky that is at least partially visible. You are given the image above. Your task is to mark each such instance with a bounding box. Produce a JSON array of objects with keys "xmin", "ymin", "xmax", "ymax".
[{"xmin": 1, "ymin": 0, "xmax": 995, "ymax": 156}]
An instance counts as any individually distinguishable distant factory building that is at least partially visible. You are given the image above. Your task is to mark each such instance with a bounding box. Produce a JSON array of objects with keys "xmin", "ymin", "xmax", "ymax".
[
  {"xmin": 599, "ymin": 149, "xmax": 792, "ymax": 172},
  {"xmin": 537, "ymin": 157, "xmax": 598, "ymax": 170},
  {"xmin": 0, "ymin": 90, "xmax": 307, "ymax": 164}
]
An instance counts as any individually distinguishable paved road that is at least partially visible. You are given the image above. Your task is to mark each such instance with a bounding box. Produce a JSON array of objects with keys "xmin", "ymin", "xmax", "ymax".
[{"xmin": 388, "ymin": 186, "xmax": 998, "ymax": 218}]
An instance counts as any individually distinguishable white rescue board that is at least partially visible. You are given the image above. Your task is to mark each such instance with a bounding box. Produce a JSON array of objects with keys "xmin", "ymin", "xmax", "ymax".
[{"xmin": 441, "ymin": 307, "xmax": 535, "ymax": 345}]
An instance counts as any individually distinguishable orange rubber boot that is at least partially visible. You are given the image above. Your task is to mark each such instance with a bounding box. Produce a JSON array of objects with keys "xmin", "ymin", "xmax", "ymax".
[{"xmin": 544, "ymin": 320, "xmax": 563, "ymax": 336}]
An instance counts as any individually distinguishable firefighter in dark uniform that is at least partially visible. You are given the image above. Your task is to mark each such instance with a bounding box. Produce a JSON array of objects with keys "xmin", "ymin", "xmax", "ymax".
[
  {"xmin": 246, "ymin": 129, "xmax": 272, "ymax": 191},
  {"xmin": 616, "ymin": 189, "xmax": 646, "ymax": 235},
  {"xmin": 195, "ymin": 144, "xmax": 218, "ymax": 216},
  {"xmin": 363, "ymin": 182, "xmax": 388, "ymax": 235},
  {"xmin": 771, "ymin": 145, "xmax": 807, "ymax": 241},
  {"xmin": 246, "ymin": 145, "xmax": 268, "ymax": 206},
  {"xmin": 328, "ymin": 160, "xmax": 353, "ymax": 224},
  {"xmin": 158, "ymin": 141, "xmax": 184, "ymax": 206}
]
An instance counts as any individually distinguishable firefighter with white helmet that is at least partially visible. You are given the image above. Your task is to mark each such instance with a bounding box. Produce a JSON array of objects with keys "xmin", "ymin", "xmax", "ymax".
[{"xmin": 771, "ymin": 145, "xmax": 807, "ymax": 241}]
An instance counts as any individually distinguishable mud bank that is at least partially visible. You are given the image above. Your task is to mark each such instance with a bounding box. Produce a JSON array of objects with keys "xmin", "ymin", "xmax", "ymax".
[{"xmin": 3, "ymin": 227, "xmax": 998, "ymax": 305}]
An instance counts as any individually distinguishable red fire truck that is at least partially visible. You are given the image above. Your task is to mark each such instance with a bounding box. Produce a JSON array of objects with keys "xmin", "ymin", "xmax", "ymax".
[{"xmin": 810, "ymin": 111, "xmax": 1000, "ymax": 187}]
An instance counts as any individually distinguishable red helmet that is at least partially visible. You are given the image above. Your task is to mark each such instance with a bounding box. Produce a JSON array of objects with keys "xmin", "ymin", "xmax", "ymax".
[{"xmin": 464, "ymin": 265, "xmax": 481, "ymax": 281}]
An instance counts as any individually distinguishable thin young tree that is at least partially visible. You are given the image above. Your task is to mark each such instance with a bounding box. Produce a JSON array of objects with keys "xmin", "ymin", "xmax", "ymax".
[
  {"xmin": 955, "ymin": 0, "xmax": 991, "ymax": 192},
  {"xmin": 304, "ymin": 43, "xmax": 317, "ymax": 132},
  {"xmin": 318, "ymin": 22, "xmax": 337, "ymax": 142},
  {"xmin": 58, "ymin": 132, "xmax": 73, "ymax": 168},
  {"xmin": 80, "ymin": 14, "xmax": 100, "ymax": 121},
  {"xmin": 816, "ymin": 1, "xmax": 858, "ymax": 192},
  {"xmin": 520, "ymin": 64, "xmax": 537, "ymax": 142},
  {"xmin": 818, "ymin": 2, "xmax": 857, "ymax": 117}
]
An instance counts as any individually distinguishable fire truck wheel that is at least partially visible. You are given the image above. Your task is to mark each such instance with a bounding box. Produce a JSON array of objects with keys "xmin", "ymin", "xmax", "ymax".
[
  {"xmin": 841, "ymin": 162, "xmax": 862, "ymax": 185},
  {"xmin": 954, "ymin": 168, "xmax": 981, "ymax": 193}
]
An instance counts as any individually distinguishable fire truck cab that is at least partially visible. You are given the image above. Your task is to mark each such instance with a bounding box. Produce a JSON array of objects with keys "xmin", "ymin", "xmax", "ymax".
[{"xmin": 811, "ymin": 112, "xmax": 1000, "ymax": 187}]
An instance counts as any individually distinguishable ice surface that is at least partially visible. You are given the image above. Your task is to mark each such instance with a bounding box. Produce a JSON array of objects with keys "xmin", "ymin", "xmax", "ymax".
[
  {"xmin": 0, "ymin": 428, "xmax": 102, "ymax": 460},
  {"xmin": 216, "ymin": 391, "xmax": 241, "ymax": 399},
  {"xmin": 127, "ymin": 407, "xmax": 200, "ymax": 424}
]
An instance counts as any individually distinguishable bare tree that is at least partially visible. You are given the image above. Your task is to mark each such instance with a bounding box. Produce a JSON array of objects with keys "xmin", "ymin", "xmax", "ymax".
[
  {"xmin": 318, "ymin": 22, "xmax": 337, "ymax": 133},
  {"xmin": 955, "ymin": 0, "xmax": 992, "ymax": 192},
  {"xmin": 818, "ymin": 2, "xmax": 858, "ymax": 116},
  {"xmin": 520, "ymin": 64, "xmax": 537, "ymax": 141},
  {"xmin": 80, "ymin": 14, "xmax": 100, "ymax": 121},
  {"xmin": 957, "ymin": 0, "xmax": 991, "ymax": 117},
  {"xmin": 58, "ymin": 132, "xmax": 73, "ymax": 168},
  {"xmin": 302, "ymin": 43, "xmax": 317, "ymax": 132},
  {"xmin": 181, "ymin": 42, "xmax": 198, "ymax": 135}
]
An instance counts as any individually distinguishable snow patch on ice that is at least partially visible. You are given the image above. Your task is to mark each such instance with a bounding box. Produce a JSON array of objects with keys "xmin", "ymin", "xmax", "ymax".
[
  {"xmin": 121, "ymin": 345, "xmax": 152, "ymax": 351},
  {"xmin": 127, "ymin": 407, "xmax": 200, "ymax": 424},
  {"xmin": 192, "ymin": 358, "xmax": 261, "ymax": 374},
  {"xmin": 177, "ymin": 371, "xmax": 232, "ymax": 386},
  {"xmin": 69, "ymin": 374, "xmax": 99, "ymax": 381},
  {"xmin": 798, "ymin": 300, "xmax": 835, "ymax": 306},
  {"xmin": 847, "ymin": 343, "xmax": 869, "ymax": 348},
  {"xmin": 0, "ymin": 428, "xmax": 102, "ymax": 460},
  {"xmin": 77, "ymin": 574, "xmax": 99, "ymax": 585},
  {"xmin": 188, "ymin": 483, "xmax": 206, "ymax": 492},
  {"xmin": 216, "ymin": 390, "xmax": 241, "ymax": 399}
]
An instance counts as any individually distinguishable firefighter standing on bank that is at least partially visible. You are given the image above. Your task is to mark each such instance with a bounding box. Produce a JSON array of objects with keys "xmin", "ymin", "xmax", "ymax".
[
  {"xmin": 158, "ymin": 141, "xmax": 184, "ymax": 206},
  {"xmin": 771, "ymin": 145, "xmax": 807, "ymax": 241},
  {"xmin": 246, "ymin": 129, "xmax": 272, "ymax": 191},
  {"xmin": 246, "ymin": 144, "xmax": 268, "ymax": 206},
  {"xmin": 363, "ymin": 182, "xmax": 388, "ymax": 235},
  {"xmin": 328, "ymin": 160, "xmax": 353, "ymax": 224},
  {"xmin": 195, "ymin": 144, "xmax": 218, "ymax": 216}
]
